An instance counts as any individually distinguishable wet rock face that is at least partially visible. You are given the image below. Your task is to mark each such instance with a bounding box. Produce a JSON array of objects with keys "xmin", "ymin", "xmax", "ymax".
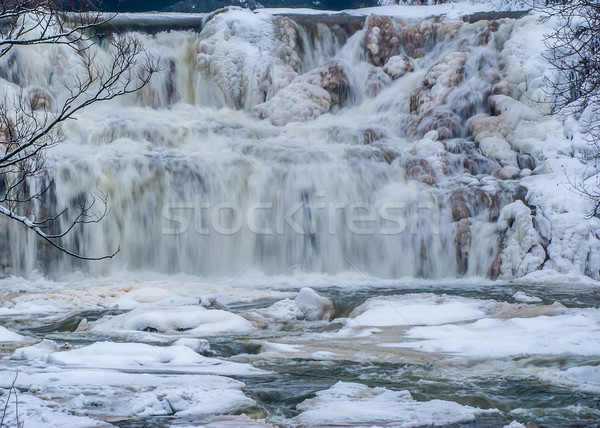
[
  {"xmin": 409, "ymin": 108, "xmax": 462, "ymax": 140},
  {"xmin": 399, "ymin": 19, "xmax": 447, "ymax": 59},
  {"xmin": 361, "ymin": 127, "xmax": 385, "ymax": 144},
  {"xmin": 451, "ymin": 190, "xmax": 470, "ymax": 222},
  {"xmin": 364, "ymin": 15, "xmax": 399, "ymax": 67},
  {"xmin": 406, "ymin": 158, "xmax": 436, "ymax": 185},
  {"xmin": 455, "ymin": 218, "xmax": 471, "ymax": 275}
]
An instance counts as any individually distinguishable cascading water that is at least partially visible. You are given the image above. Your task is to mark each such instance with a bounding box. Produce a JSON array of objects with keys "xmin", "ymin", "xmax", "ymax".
[{"xmin": 0, "ymin": 8, "xmax": 594, "ymax": 280}]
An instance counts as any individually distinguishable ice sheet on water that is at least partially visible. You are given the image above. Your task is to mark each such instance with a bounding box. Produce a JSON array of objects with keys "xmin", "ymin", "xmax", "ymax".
[
  {"xmin": 388, "ymin": 309, "xmax": 600, "ymax": 358},
  {"xmin": 0, "ymin": 369, "xmax": 255, "ymax": 421},
  {"xmin": 294, "ymin": 381, "xmax": 497, "ymax": 427}
]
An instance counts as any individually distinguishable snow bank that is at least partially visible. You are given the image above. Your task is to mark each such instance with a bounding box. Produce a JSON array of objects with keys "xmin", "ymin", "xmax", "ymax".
[{"xmin": 294, "ymin": 381, "xmax": 496, "ymax": 426}]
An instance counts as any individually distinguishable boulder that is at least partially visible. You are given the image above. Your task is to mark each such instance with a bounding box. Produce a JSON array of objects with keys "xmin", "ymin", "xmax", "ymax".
[
  {"xmin": 450, "ymin": 190, "xmax": 470, "ymax": 221},
  {"xmin": 409, "ymin": 107, "xmax": 462, "ymax": 140},
  {"xmin": 383, "ymin": 54, "xmax": 414, "ymax": 79},
  {"xmin": 295, "ymin": 287, "xmax": 334, "ymax": 321},
  {"xmin": 364, "ymin": 15, "xmax": 399, "ymax": 66},
  {"xmin": 405, "ymin": 158, "xmax": 436, "ymax": 185},
  {"xmin": 28, "ymin": 87, "xmax": 55, "ymax": 111}
]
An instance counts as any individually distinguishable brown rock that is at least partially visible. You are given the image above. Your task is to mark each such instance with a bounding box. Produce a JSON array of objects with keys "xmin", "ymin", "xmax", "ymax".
[
  {"xmin": 28, "ymin": 87, "xmax": 55, "ymax": 111},
  {"xmin": 451, "ymin": 190, "xmax": 470, "ymax": 221},
  {"xmin": 409, "ymin": 108, "xmax": 462, "ymax": 140},
  {"xmin": 364, "ymin": 15, "xmax": 399, "ymax": 66},
  {"xmin": 406, "ymin": 158, "xmax": 436, "ymax": 184},
  {"xmin": 362, "ymin": 128, "xmax": 385, "ymax": 144},
  {"xmin": 455, "ymin": 218, "xmax": 472, "ymax": 275}
]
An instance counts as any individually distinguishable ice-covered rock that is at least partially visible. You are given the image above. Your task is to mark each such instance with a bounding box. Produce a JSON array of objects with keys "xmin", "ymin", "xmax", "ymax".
[
  {"xmin": 27, "ymin": 86, "xmax": 55, "ymax": 111},
  {"xmin": 365, "ymin": 67, "xmax": 391, "ymax": 96},
  {"xmin": 10, "ymin": 339, "xmax": 58, "ymax": 360},
  {"xmin": 294, "ymin": 381, "xmax": 496, "ymax": 426},
  {"xmin": 244, "ymin": 287, "xmax": 333, "ymax": 326},
  {"xmin": 91, "ymin": 306, "xmax": 254, "ymax": 337},
  {"xmin": 364, "ymin": 15, "xmax": 399, "ymax": 66},
  {"xmin": 383, "ymin": 54, "xmax": 413, "ymax": 79},
  {"xmin": 172, "ymin": 337, "xmax": 211, "ymax": 355},
  {"xmin": 295, "ymin": 287, "xmax": 334, "ymax": 321},
  {"xmin": 498, "ymin": 200, "xmax": 546, "ymax": 278},
  {"xmin": 255, "ymin": 60, "xmax": 352, "ymax": 125},
  {"xmin": 512, "ymin": 291, "xmax": 542, "ymax": 304},
  {"xmin": 197, "ymin": 10, "xmax": 300, "ymax": 110}
]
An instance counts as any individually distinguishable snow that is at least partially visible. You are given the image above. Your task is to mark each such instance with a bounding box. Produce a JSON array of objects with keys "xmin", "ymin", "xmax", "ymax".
[
  {"xmin": 243, "ymin": 287, "xmax": 333, "ymax": 324},
  {"xmin": 91, "ymin": 306, "xmax": 255, "ymax": 337},
  {"xmin": 343, "ymin": 294, "xmax": 488, "ymax": 329},
  {"xmin": 0, "ymin": 369, "xmax": 255, "ymax": 421},
  {"xmin": 294, "ymin": 381, "xmax": 497, "ymax": 426},
  {"xmin": 394, "ymin": 310, "xmax": 600, "ymax": 358},
  {"xmin": 46, "ymin": 342, "xmax": 265, "ymax": 375},
  {"xmin": 512, "ymin": 291, "xmax": 542, "ymax": 303},
  {"xmin": 294, "ymin": 287, "xmax": 334, "ymax": 321},
  {"xmin": 0, "ymin": 324, "xmax": 25, "ymax": 342}
]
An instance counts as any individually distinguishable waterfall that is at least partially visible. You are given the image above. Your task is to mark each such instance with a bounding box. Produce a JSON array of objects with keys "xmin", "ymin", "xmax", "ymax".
[{"xmin": 0, "ymin": 9, "xmax": 577, "ymax": 279}]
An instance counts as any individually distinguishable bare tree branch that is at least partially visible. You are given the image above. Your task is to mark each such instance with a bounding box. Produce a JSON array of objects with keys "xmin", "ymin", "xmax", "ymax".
[{"xmin": 0, "ymin": 0, "xmax": 159, "ymax": 262}]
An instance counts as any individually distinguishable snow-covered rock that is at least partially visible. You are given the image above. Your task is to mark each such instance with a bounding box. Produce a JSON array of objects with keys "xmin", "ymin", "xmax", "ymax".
[
  {"xmin": 91, "ymin": 306, "xmax": 254, "ymax": 337},
  {"xmin": 255, "ymin": 60, "xmax": 352, "ymax": 125},
  {"xmin": 197, "ymin": 9, "xmax": 300, "ymax": 109},
  {"xmin": 383, "ymin": 54, "xmax": 413, "ymax": 79}
]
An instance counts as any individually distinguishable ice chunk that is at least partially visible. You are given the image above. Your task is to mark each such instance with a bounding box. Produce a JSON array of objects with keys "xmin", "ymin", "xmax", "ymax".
[
  {"xmin": 295, "ymin": 287, "xmax": 334, "ymax": 321},
  {"xmin": 294, "ymin": 381, "xmax": 496, "ymax": 426},
  {"xmin": 0, "ymin": 325, "xmax": 25, "ymax": 342},
  {"xmin": 396, "ymin": 309, "xmax": 600, "ymax": 358},
  {"xmin": 46, "ymin": 342, "xmax": 264, "ymax": 375},
  {"xmin": 91, "ymin": 306, "xmax": 254, "ymax": 337}
]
